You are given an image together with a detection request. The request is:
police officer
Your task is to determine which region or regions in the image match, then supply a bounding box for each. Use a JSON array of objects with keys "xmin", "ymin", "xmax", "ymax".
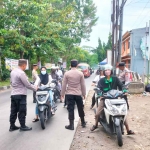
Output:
[
  {"xmin": 32, "ymin": 64, "xmax": 38, "ymax": 103},
  {"xmin": 10, "ymin": 59, "xmax": 37, "ymax": 132},
  {"xmin": 118, "ymin": 62, "xmax": 131, "ymax": 109},
  {"xmin": 61, "ymin": 59, "xmax": 86, "ymax": 130}
]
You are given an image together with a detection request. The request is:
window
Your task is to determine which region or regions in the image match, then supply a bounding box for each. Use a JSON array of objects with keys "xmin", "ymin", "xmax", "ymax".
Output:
[
  {"xmin": 124, "ymin": 42, "xmax": 126, "ymax": 51},
  {"xmin": 128, "ymin": 41, "xmax": 130, "ymax": 49}
]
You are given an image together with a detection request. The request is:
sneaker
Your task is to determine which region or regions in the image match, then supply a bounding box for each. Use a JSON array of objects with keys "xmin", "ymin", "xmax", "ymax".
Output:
[{"xmin": 20, "ymin": 126, "xmax": 32, "ymax": 131}]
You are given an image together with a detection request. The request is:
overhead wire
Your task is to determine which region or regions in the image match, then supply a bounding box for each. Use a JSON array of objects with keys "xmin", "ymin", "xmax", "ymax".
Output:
[
  {"xmin": 135, "ymin": 9, "xmax": 150, "ymax": 28},
  {"xmin": 130, "ymin": 0, "xmax": 150, "ymax": 28},
  {"xmin": 125, "ymin": 0, "xmax": 148, "ymax": 6}
]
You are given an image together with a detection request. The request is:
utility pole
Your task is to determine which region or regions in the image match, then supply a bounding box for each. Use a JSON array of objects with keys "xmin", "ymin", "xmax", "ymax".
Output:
[
  {"xmin": 111, "ymin": 0, "xmax": 115, "ymax": 68},
  {"xmin": 115, "ymin": 0, "xmax": 119, "ymax": 66},
  {"xmin": 118, "ymin": 0, "xmax": 127, "ymax": 63}
]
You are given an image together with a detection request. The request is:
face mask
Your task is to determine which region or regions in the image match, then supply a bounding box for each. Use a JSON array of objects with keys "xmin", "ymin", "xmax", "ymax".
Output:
[
  {"xmin": 105, "ymin": 70, "xmax": 111, "ymax": 76},
  {"xmin": 41, "ymin": 70, "xmax": 46, "ymax": 75}
]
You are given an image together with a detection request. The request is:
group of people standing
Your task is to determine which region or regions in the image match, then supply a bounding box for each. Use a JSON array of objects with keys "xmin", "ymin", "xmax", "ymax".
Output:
[
  {"xmin": 9, "ymin": 58, "xmax": 134, "ymax": 136},
  {"xmin": 9, "ymin": 59, "xmax": 63, "ymax": 131}
]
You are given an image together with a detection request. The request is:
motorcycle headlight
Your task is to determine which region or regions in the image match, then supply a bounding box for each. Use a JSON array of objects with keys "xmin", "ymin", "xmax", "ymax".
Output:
[
  {"xmin": 36, "ymin": 95, "xmax": 47, "ymax": 102},
  {"xmin": 111, "ymin": 106, "xmax": 119, "ymax": 114},
  {"xmin": 105, "ymin": 99, "xmax": 119, "ymax": 114},
  {"xmin": 121, "ymin": 104, "xmax": 127, "ymax": 113}
]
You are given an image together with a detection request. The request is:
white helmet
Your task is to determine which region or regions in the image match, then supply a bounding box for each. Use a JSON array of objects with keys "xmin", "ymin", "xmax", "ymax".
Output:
[
  {"xmin": 51, "ymin": 66, "xmax": 57, "ymax": 69},
  {"xmin": 103, "ymin": 64, "xmax": 113, "ymax": 70}
]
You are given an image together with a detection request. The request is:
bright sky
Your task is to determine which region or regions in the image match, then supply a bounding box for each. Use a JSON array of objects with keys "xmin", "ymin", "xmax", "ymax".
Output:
[{"xmin": 81, "ymin": 0, "xmax": 150, "ymax": 48}]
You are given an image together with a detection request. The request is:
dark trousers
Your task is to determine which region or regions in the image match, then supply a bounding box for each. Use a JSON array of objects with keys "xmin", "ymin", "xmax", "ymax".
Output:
[
  {"xmin": 10, "ymin": 95, "xmax": 27, "ymax": 127},
  {"xmin": 91, "ymin": 93, "xmax": 96, "ymax": 107},
  {"xmin": 33, "ymin": 91, "xmax": 36, "ymax": 103},
  {"xmin": 64, "ymin": 95, "xmax": 68, "ymax": 106},
  {"xmin": 66, "ymin": 95, "xmax": 85, "ymax": 120}
]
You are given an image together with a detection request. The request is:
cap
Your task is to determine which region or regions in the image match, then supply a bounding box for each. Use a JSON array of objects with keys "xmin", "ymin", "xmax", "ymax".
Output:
[
  {"xmin": 118, "ymin": 62, "xmax": 125, "ymax": 67},
  {"xmin": 33, "ymin": 64, "xmax": 37, "ymax": 66},
  {"xmin": 71, "ymin": 59, "xmax": 78, "ymax": 67},
  {"xmin": 51, "ymin": 66, "xmax": 57, "ymax": 69}
]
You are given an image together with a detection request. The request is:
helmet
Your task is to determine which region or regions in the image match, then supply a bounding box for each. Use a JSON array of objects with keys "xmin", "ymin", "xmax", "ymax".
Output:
[
  {"xmin": 103, "ymin": 64, "xmax": 113, "ymax": 71},
  {"xmin": 51, "ymin": 66, "xmax": 57, "ymax": 69}
]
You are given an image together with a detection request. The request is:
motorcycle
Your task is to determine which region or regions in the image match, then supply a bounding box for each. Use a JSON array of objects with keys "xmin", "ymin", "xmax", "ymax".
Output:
[
  {"xmin": 51, "ymin": 79, "xmax": 61, "ymax": 103},
  {"xmin": 94, "ymin": 89, "xmax": 128, "ymax": 147},
  {"xmin": 36, "ymin": 84, "xmax": 57, "ymax": 129}
]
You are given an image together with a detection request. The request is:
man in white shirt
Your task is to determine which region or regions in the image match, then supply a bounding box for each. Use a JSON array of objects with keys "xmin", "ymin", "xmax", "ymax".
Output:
[
  {"xmin": 90, "ymin": 68, "xmax": 105, "ymax": 109},
  {"xmin": 57, "ymin": 67, "xmax": 63, "ymax": 77}
]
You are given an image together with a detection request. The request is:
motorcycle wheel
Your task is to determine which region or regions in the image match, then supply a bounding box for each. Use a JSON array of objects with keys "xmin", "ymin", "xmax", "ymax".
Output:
[
  {"xmin": 116, "ymin": 125, "xmax": 123, "ymax": 147},
  {"xmin": 39, "ymin": 111, "xmax": 46, "ymax": 129}
]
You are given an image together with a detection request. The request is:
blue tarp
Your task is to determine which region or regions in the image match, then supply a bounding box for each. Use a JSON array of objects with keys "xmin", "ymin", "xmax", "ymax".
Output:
[{"xmin": 99, "ymin": 58, "xmax": 107, "ymax": 65}]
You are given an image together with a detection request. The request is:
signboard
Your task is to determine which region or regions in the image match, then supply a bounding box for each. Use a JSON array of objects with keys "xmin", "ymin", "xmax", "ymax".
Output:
[
  {"xmin": 45, "ymin": 63, "xmax": 52, "ymax": 69},
  {"xmin": 5, "ymin": 58, "xmax": 29, "ymax": 70},
  {"xmin": 63, "ymin": 62, "xmax": 67, "ymax": 68}
]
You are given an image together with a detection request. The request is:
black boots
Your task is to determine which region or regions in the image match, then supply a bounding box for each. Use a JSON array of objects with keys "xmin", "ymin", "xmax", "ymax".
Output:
[
  {"xmin": 20, "ymin": 125, "xmax": 32, "ymax": 131},
  {"xmin": 81, "ymin": 118, "xmax": 86, "ymax": 128},
  {"xmin": 9, "ymin": 124, "xmax": 20, "ymax": 132},
  {"xmin": 65, "ymin": 120, "xmax": 74, "ymax": 130}
]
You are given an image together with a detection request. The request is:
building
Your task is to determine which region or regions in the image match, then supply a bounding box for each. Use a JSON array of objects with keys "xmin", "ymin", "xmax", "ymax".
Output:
[{"xmin": 121, "ymin": 27, "xmax": 150, "ymax": 75}]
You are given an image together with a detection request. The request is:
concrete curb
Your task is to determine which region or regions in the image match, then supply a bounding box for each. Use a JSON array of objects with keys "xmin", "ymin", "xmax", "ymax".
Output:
[{"xmin": 0, "ymin": 85, "xmax": 11, "ymax": 91}]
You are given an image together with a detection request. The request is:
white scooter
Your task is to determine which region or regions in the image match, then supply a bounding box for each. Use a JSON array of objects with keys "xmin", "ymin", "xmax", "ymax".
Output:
[{"xmin": 94, "ymin": 89, "xmax": 128, "ymax": 147}]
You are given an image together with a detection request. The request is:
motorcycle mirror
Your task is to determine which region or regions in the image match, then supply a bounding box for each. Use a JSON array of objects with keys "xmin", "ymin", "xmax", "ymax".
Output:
[{"xmin": 94, "ymin": 87, "xmax": 100, "ymax": 91}]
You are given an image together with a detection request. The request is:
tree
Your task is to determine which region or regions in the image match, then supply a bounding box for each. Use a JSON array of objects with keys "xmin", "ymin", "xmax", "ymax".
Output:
[{"xmin": 0, "ymin": 0, "xmax": 98, "ymax": 80}]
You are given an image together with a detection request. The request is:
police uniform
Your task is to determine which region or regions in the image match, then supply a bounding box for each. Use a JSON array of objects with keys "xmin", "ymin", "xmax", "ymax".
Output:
[
  {"xmin": 10, "ymin": 67, "xmax": 36, "ymax": 131},
  {"xmin": 61, "ymin": 60, "xmax": 86, "ymax": 130}
]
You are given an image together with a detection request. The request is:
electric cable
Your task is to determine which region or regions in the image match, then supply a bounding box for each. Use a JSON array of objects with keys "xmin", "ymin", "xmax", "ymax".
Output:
[{"xmin": 131, "ymin": 0, "xmax": 150, "ymax": 28}]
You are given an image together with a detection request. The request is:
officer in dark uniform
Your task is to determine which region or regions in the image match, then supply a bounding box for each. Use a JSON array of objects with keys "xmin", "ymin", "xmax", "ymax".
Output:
[{"xmin": 10, "ymin": 59, "xmax": 37, "ymax": 132}]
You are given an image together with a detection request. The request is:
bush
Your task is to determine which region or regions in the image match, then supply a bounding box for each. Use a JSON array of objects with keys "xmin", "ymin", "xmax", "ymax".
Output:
[{"xmin": 1, "ymin": 69, "xmax": 10, "ymax": 81}]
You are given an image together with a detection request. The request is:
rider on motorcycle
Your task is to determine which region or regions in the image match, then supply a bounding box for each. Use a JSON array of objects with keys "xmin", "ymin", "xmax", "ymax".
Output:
[
  {"xmin": 90, "ymin": 64, "xmax": 134, "ymax": 135},
  {"xmin": 51, "ymin": 66, "xmax": 62, "ymax": 102},
  {"xmin": 32, "ymin": 67, "xmax": 54, "ymax": 122},
  {"xmin": 91, "ymin": 67, "xmax": 105, "ymax": 109}
]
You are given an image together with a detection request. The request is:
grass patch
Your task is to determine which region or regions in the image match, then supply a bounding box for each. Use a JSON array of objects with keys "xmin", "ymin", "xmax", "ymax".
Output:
[{"xmin": 0, "ymin": 79, "xmax": 10, "ymax": 87}]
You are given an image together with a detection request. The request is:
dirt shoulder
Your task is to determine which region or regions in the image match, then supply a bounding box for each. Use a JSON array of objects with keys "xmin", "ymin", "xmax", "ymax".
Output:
[{"xmin": 70, "ymin": 89, "xmax": 150, "ymax": 150}]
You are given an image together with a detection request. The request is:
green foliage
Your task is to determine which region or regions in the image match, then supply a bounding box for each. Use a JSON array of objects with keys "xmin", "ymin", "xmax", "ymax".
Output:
[
  {"xmin": 0, "ymin": 0, "xmax": 98, "ymax": 81},
  {"xmin": 95, "ymin": 33, "xmax": 112, "ymax": 62}
]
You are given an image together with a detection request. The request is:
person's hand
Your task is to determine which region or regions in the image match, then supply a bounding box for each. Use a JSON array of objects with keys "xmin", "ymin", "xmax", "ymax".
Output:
[
  {"xmin": 91, "ymin": 83, "xmax": 95, "ymax": 86},
  {"xmin": 35, "ymin": 86, "xmax": 38, "ymax": 91},
  {"xmin": 83, "ymin": 96, "xmax": 86, "ymax": 100},
  {"xmin": 61, "ymin": 95, "xmax": 64, "ymax": 102},
  {"xmin": 124, "ymin": 92, "xmax": 128, "ymax": 95}
]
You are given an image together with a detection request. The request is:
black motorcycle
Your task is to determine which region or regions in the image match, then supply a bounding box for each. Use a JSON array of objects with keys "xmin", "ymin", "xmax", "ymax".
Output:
[{"xmin": 36, "ymin": 85, "xmax": 57, "ymax": 129}]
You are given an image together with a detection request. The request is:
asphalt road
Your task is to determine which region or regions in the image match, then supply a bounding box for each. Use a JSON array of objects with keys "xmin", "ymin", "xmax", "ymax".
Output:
[{"xmin": 0, "ymin": 73, "xmax": 95, "ymax": 150}]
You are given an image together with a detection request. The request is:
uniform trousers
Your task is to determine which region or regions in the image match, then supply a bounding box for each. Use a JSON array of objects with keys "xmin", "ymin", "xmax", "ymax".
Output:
[
  {"xmin": 66, "ymin": 95, "xmax": 85, "ymax": 120},
  {"xmin": 10, "ymin": 95, "xmax": 27, "ymax": 127}
]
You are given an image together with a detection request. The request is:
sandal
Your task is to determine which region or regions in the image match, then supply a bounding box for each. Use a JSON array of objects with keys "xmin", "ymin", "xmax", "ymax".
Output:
[
  {"xmin": 127, "ymin": 130, "xmax": 135, "ymax": 135},
  {"xmin": 32, "ymin": 118, "xmax": 39, "ymax": 122},
  {"xmin": 90, "ymin": 125, "xmax": 98, "ymax": 131}
]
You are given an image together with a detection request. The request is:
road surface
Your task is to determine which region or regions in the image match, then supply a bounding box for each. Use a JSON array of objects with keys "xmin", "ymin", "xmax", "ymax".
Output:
[{"xmin": 0, "ymin": 73, "xmax": 95, "ymax": 150}]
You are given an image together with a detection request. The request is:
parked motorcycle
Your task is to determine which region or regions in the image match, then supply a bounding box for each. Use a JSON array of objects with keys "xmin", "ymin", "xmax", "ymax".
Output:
[
  {"xmin": 36, "ymin": 85, "xmax": 57, "ymax": 129},
  {"xmin": 94, "ymin": 89, "xmax": 128, "ymax": 147}
]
